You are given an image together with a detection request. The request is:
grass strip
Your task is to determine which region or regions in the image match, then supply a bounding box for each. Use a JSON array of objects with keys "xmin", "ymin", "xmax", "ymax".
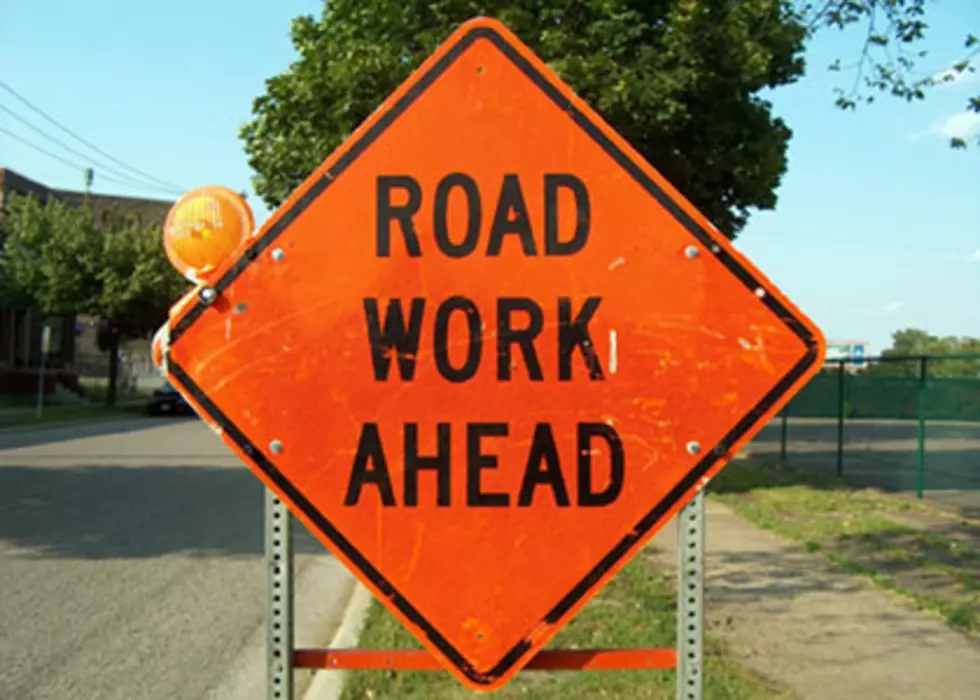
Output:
[
  {"xmin": 0, "ymin": 403, "xmax": 145, "ymax": 429},
  {"xmin": 711, "ymin": 461, "xmax": 980, "ymax": 635},
  {"xmin": 339, "ymin": 549, "xmax": 793, "ymax": 699}
]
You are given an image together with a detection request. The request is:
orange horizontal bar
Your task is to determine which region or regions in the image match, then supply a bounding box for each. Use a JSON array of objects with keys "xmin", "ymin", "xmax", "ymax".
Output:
[{"xmin": 293, "ymin": 648, "xmax": 677, "ymax": 671}]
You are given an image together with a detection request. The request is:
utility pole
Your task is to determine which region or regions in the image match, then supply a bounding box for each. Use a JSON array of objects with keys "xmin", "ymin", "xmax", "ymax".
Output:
[
  {"xmin": 84, "ymin": 167, "xmax": 94, "ymax": 206},
  {"xmin": 36, "ymin": 325, "xmax": 51, "ymax": 418}
]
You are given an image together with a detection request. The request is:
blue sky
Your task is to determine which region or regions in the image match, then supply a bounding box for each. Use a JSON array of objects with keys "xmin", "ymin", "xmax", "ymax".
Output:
[{"xmin": 1, "ymin": 1, "xmax": 977, "ymax": 354}]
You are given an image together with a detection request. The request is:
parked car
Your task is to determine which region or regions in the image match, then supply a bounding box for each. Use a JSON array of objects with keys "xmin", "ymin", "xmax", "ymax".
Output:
[{"xmin": 147, "ymin": 381, "xmax": 194, "ymax": 416}]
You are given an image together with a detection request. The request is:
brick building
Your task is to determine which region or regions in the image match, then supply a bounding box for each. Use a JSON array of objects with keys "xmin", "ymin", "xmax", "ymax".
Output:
[{"xmin": 0, "ymin": 167, "xmax": 174, "ymax": 395}]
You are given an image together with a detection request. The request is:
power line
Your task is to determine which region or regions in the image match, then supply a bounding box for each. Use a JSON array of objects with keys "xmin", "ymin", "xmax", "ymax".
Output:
[
  {"xmin": 0, "ymin": 125, "xmax": 175, "ymax": 194},
  {"xmin": 0, "ymin": 103, "xmax": 180, "ymax": 195},
  {"xmin": 0, "ymin": 79, "xmax": 186, "ymax": 193}
]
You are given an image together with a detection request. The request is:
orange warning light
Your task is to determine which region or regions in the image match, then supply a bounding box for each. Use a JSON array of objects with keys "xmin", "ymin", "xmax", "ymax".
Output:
[
  {"xmin": 163, "ymin": 185, "xmax": 254, "ymax": 282},
  {"xmin": 150, "ymin": 323, "xmax": 167, "ymax": 373}
]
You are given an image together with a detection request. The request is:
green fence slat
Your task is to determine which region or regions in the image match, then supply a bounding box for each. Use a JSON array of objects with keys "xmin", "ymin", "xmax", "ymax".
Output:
[{"xmin": 783, "ymin": 371, "xmax": 980, "ymax": 422}]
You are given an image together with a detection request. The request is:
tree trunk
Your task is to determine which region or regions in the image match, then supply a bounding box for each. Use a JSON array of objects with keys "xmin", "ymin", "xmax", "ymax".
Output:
[{"xmin": 106, "ymin": 321, "xmax": 120, "ymax": 407}]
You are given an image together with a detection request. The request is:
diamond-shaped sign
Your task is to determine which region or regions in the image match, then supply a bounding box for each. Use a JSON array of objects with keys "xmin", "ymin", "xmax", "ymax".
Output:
[{"xmin": 164, "ymin": 17, "xmax": 824, "ymax": 691}]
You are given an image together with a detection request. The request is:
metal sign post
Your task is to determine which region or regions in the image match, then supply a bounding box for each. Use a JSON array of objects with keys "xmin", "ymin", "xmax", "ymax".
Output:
[
  {"xmin": 676, "ymin": 492, "xmax": 705, "ymax": 700},
  {"xmin": 266, "ymin": 489, "xmax": 293, "ymax": 700},
  {"xmin": 268, "ymin": 489, "xmax": 706, "ymax": 699}
]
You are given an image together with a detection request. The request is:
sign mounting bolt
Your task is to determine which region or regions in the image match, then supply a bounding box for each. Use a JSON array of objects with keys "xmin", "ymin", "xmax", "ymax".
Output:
[
  {"xmin": 270, "ymin": 439, "xmax": 284, "ymax": 455},
  {"xmin": 686, "ymin": 441, "xmax": 702, "ymax": 455},
  {"xmin": 271, "ymin": 248, "xmax": 285, "ymax": 261},
  {"xmin": 199, "ymin": 286, "xmax": 218, "ymax": 305},
  {"xmin": 684, "ymin": 245, "xmax": 699, "ymax": 259}
]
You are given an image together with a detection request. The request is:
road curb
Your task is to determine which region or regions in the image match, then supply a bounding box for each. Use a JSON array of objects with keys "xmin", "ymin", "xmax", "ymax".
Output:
[
  {"xmin": 203, "ymin": 558, "xmax": 360, "ymax": 700},
  {"xmin": 301, "ymin": 582, "xmax": 374, "ymax": 700}
]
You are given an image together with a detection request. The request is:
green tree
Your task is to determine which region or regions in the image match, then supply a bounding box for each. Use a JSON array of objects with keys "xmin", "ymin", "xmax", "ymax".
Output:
[
  {"xmin": 241, "ymin": 0, "xmax": 810, "ymax": 238},
  {"xmin": 0, "ymin": 213, "xmax": 38, "ymax": 312},
  {"xmin": 240, "ymin": 2, "xmax": 976, "ymax": 240},
  {"xmin": 0, "ymin": 194, "xmax": 188, "ymax": 405},
  {"xmin": 871, "ymin": 328, "xmax": 980, "ymax": 377}
]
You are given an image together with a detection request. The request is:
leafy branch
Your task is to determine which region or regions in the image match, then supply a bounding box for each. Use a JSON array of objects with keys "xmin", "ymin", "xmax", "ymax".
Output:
[{"xmin": 798, "ymin": 1, "xmax": 979, "ymax": 147}]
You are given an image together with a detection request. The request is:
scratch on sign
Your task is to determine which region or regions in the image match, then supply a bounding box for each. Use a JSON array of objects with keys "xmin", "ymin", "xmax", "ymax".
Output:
[{"xmin": 609, "ymin": 329, "xmax": 618, "ymax": 374}]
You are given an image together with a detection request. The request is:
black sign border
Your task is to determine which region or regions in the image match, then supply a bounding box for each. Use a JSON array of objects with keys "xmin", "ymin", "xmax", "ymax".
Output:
[{"xmin": 168, "ymin": 24, "xmax": 820, "ymax": 687}]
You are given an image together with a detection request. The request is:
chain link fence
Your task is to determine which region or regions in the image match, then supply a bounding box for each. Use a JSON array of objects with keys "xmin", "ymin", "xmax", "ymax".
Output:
[{"xmin": 751, "ymin": 353, "xmax": 980, "ymax": 513}]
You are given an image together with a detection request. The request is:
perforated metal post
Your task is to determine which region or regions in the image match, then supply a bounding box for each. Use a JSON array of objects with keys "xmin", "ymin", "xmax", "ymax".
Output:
[
  {"xmin": 266, "ymin": 489, "xmax": 293, "ymax": 700},
  {"xmin": 676, "ymin": 491, "xmax": 704, "ymax": 700},
  {"xmin": 916, "ymin": 356, "xmax": 928, "ymax": 499},
  {"xmin": 779, "ymin": 406, "xmax": 789, "ymax": 462},
  {"xmin": 836, "ymin": 360, "xmax": 846, "ymax": 477}
]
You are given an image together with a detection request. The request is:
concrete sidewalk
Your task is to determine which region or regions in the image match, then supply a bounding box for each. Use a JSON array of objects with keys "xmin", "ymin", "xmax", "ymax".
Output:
[{"xmin": 652, "ymin": 499, "xmax": 980, "ymax": 700}]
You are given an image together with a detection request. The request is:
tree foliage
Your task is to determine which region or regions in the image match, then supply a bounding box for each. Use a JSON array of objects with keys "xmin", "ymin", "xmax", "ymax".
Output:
[
  {"xmin": 241, "ymin": 1, "xmax": 974, "ymax": 239},
  {"xmin": 870, "ymin": 328, "xmax": 980, "ymax": 377},
  {"xmin": 0, "ymin": 194, "xmax": 187, "ymax": 403},
  {"xmin": 241, "ymin": 0, "xmax": 810, "ymax": 238},
  {"xmin": 802, "ymin": 1, "xmax": 979, "ymax": 148}
]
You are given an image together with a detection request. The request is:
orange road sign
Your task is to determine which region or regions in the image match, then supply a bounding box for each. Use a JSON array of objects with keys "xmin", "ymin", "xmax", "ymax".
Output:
[{"xmin": 163, "ymin": 16, "xmax": 825, "ymax": 692}]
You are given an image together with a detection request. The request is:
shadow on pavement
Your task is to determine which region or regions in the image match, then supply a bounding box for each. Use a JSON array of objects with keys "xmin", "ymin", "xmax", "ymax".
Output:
[
  {"xmin": 705, "ymin": 548, "xmax": 967, "ymax": 648},
  {"xmin": 0, "ymin": 464, "xmax": 328, "ymax": 559}
]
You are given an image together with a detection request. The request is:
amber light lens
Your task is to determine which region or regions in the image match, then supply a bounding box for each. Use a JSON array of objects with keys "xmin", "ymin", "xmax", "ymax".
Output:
[
  {"xmin": 163, "ymin": 185, "xmax": 254, "ymax": 282},
  {"xmin": 150, "ymin": 323, "xmax": 167, "ymax": 371}
]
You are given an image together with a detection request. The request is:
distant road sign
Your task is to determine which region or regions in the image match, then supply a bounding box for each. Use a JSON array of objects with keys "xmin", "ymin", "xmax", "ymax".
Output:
[
  {"xmin": 826, "ymin": 340, "xmax": 870, "ymax": 369},
  {"xmin": 163, "ymin": 17, "xmax": 825, "ymax": 691}
]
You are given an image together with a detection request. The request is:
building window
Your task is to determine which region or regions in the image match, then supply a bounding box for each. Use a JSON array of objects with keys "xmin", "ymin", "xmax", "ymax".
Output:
[{"xmin": 44, "ymin": 317, "xmax": 64, "ymax": 355}]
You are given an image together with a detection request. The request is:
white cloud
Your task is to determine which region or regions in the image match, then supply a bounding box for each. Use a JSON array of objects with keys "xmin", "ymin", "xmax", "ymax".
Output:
[
  {"xmin": 882, "ymin": 301, "xmax": 905, "ymax": 313},
  {"xmin": 931, "ymin": 111, "xmax": 980, "ymax": 141},
  {"xmin": 931, "ymin": 65, "xmax": 977, "ymax": 88},
  {"xmin": 969, "ymin": 249, "xmax": 980, "ymax": 263}
]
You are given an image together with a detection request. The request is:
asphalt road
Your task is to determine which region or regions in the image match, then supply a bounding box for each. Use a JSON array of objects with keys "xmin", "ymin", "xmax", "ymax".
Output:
[{"xmin": 0, "ymin": 417, "xmax": 355, "ymax": 700}]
